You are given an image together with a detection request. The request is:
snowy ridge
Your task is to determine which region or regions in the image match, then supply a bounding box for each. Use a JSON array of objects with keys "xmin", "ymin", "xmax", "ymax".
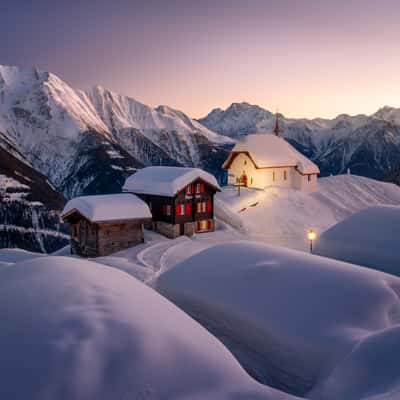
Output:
[
  {"xmin": 0, "ymin": 64, "xmax": 232, "ymax": 198},
  {"xmin": 199, "ymin": 102, "xmax": 400, "ymax": 181}
]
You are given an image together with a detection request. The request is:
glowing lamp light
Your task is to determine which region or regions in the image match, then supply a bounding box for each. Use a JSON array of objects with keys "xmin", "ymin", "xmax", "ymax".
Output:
[
  {"xmin": 307, "ymin": 230, "xmax": 316, "ymax": 241},
  {"xmin": 307, "ymin": 229, "xmax": 316, "ymax": 253}
]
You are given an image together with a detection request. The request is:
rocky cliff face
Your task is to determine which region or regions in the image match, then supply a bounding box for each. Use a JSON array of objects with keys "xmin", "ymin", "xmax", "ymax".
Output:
[{"xmin": 0, "ymin": 137, "xmax": 68, "ymax": 253}]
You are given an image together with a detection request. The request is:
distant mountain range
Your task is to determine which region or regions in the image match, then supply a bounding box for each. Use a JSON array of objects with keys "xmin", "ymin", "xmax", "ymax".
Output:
[
  {"xmin": 1, "ymin": 64, "xmax": 400, "ymax": 252},
  {"xmin": 0, "ymin": 65, "xmax": 232, "ymax": 199},
  {"xmin": 0, "ymin": 65, "xmax": 233, "ymax": 251},
  {"xmin": 199, "ymin": 102, "xmax": 400, "ymax": 182}
]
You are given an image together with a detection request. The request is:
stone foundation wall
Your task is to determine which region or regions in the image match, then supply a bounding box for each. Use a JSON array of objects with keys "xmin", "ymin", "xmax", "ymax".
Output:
[
  {"xmin": 155, "ymin": 221, "xmax": 196, "ymax": 238},
  {"xmin": 184, "ymin": 222, "xmax": 195, "ymax": 236},
  {"xmin": 155, "ymin": 221, "xmax": 181, "ymax": 238}
]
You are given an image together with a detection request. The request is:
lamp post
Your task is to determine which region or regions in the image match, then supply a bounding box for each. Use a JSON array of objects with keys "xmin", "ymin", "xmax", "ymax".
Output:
[{"xmin": 307, "ymin": 229, "xmax": 316, "ymax": 253}]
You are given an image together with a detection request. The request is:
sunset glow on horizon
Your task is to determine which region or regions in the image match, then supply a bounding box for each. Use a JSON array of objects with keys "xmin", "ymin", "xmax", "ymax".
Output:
[{"xmin": 1, "ymin": 0, "xmax": 400, "ymax": 119}]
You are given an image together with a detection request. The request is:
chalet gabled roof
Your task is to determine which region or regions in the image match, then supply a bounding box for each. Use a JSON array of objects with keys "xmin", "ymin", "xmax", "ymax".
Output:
[
  {"xmin": 123, "ymin": 166, "xmax": 221, "ymax": 197},
  {"xmin": 62, "ymin": 193, "xmax": 152, "ymax": 223},
  {"xmin": 222, "ymin": 133, "xmax": 320, "ymax": 174}
]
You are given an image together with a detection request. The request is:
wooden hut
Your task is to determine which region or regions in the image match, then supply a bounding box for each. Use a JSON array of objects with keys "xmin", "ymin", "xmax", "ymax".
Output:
[
  {"xmin": 62, "ymin": 193, "xmax": 152, "ymax": 257},
  {"xmin": 123, "ymin": 166, "xmax": 221, "ymax": 238}
]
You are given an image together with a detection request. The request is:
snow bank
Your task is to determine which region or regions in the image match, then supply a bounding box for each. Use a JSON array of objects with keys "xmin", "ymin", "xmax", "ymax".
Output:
[
  {"xmin": 0, "ymin": 255, "xmax": 290, "ymax": 400},
  {"xmin": 123, "ymin": 166, "xmax": 221, "ymax": 196},
  {"xmin": 157, "ymin": 241, "xmax": 400, "ymax": 398},
  {"xmin": 311, "ymin": 325, "xmax": 400, "ymax": 400},
  {"xmin": 62, "ymin": 193, "xmax": 151, "ymax": 222},
  {"xmin": 315, "ymin": 205, "xmax": 400, "ymax": 276},
  {"xmin": 0, "ymin": 248, "xmax": 46, "ymax": 263}
]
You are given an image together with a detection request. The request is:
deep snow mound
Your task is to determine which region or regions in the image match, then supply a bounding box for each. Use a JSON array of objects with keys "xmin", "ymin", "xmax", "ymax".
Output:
[
  {"xmin": 0, "ymin": 255, "xmax": 291, "ymax": 400},
  {"xmin": 315, "ymin": 205, "xmax": 400, "ymax": 276},
  {"xmin": 157, "ymin": 240, "xmax": 400, "ymax": 398}
]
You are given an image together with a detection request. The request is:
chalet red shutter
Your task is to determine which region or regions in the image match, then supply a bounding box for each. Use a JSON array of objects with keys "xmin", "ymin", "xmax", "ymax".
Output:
[
  {"xmin": 163, "ymin": 205, "xmax": 167, "ymax": 215},
  {"xmin": 201, "ymin": 183, "xmax": 205, "ymax": 193},
  {"xmin": 185, "ymin": 203, "xmax": 191, "ymax": 216},
  {"xmin": 207, "ymin": 220, "xmax": 212, "ymax": 230},
  {"xmin": 192, "ymin": 184, "xmax": 195, "ymax": 194},
  {"xmin": 175, "ymin": 205, "xmax": 180, "ymax": 215},
  {"xmin": 206, "ymin": 201, "xmax": 212, "ymax": 213}
]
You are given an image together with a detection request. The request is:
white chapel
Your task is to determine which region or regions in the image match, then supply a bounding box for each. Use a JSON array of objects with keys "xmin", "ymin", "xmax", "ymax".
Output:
[{"xmin": 222, "ymin": 116, "xmax": 320, "ymax": 193}]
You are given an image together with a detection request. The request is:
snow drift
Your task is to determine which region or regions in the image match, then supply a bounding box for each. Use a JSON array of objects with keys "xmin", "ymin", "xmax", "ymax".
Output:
[
  {"xmin": 315, "ymin": 205, "xmax": 400, "ymax": 276},
  {"xmin": 0, "ymin": 256, "xmax": 291, "ymax": 400},
  {"xmin": 157, "ymin": 240, "xmax": 400, "ymax": 398}
]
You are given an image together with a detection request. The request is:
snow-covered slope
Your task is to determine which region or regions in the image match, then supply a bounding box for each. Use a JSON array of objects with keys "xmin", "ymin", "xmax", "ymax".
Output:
[
  {"xmin": 0, "ymin": 138, "xmax": 68, "ymax": 252},
  {"xmin": 158, "ymin": 240, "xmax": 400, "ymax": 399},
  {"xmin": 0, "ymin": 64, "xmax": 232, "ymax": 198},
  {"xmin": 315, "ymin": 205, "xmax": 400, "ymax": 276},
  {"xmin": 0, "ymin": 255, "xmax": 293, "ymax": 400},
  {"xmin": 199, "ymin": 102, "xmax": 400, "ymax": 181},
  {"xmin": 216, "ymin": 174, "xmax": 400, "ymax": 250}
]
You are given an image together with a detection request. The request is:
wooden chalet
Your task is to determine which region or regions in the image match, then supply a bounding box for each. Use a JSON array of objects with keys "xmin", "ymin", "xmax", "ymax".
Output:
[
  {"xmin": 123, "ymin": 166, "xmax": 221, "ymax": 238},
  {"xmin": 62, "ymin": 193, "xmax": 152, "ymax": 257}
]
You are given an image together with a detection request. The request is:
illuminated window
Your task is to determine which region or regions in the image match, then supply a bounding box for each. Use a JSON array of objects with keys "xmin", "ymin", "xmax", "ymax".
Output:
[
  {"xmin": 197, "ymin": 220, "xmax": 208, "ymax": 231},
  {"xmin": 196, "ymin": 202, "xmax": 207, "ymax": 213}
]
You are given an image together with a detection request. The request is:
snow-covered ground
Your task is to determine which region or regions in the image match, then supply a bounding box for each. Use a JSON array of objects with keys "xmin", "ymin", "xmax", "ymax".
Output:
[
  {"xmin": 1, "ymin": 174, "xmax": 400, "ymax": 399},
  {"xmin": 216, "ymin": 174, "xmax": 400, "ymax": 250},
  {"xmin": 0, "ymin": 256, "xmax": 292, "ymax": 400},
  {"xmin": 315, "ymin": 205, "xmax": 400, "ymax": 276},
  {"xmin": 157, "ymin": 240, "xmax": 400, "ymax": 399}
]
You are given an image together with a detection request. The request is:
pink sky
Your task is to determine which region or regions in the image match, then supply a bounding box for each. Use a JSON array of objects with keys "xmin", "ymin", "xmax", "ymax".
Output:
[{"xmin": 2, "ymin": 0, "xmax": 399, "ymax": 118}]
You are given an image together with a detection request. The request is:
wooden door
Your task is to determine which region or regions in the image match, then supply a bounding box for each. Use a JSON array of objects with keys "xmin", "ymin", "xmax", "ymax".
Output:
[{"xmin": 241, "ymin": 173, "xmax": 247, "ymax": 187}]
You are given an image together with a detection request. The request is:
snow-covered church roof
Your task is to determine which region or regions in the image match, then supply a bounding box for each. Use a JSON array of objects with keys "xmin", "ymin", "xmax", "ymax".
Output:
[
  {"xmin": 123, "ymin": 166, "xmax": 221, "ymax": 196},
  {"xmin": 222, "ymin": 133, "xmax": 320, "ymax": 174},
  {"xmin": 62, "ymin": 193, "xmax": 152, "ymax": 222}
]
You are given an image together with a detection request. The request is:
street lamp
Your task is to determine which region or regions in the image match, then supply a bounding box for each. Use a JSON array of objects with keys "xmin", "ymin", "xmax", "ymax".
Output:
[{"xmin": 307, "ymin": 229, "xmax": 316, "ymax": 253}]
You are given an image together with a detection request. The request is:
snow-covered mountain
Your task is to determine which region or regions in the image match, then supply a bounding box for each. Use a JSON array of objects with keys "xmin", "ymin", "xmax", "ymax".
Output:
[
  {"xmin": 0, "ymin": 133, "xmax": 68, "ymax": 252},
  {"xmin": 198, "ymin": 102, "xmax": 400, "ymax": 181},
  {"xmin": 0, "ymin": 65, "xmax": 232, "ymax": 199}
]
